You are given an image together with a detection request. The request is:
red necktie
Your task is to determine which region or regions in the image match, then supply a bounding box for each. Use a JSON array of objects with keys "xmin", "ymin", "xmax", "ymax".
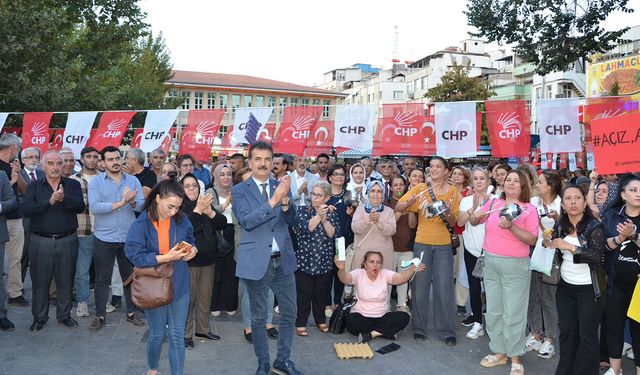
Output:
[{"xmin": 29, "ymin": 172, "xmax": 36, "ymax": 182}]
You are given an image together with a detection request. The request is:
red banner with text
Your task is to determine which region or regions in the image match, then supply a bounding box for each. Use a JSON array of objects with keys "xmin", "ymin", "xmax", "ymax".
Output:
[
  {"xmin": 273, "ymin": 106, "xmax": 323, "ymax": 156},
  {"xmin": 87, "ymin": 111, "xmax": 135, "ymax": 150},
  {"xmin": 180, "ymin": 109, "xmax": 226, "ymax": 161},
  {"xmin": 583, "ymin": 97, "xmax": 638, "ymax": 142},
  {"xmin": 591, "ymin": 112, "xmax": 640, "ymax": 174},
  {"xmin": 486, "ymin": 100, "xmax": 531, "ymax": 157},
  {"xmin": 22, "ymin": 112, "xmax": 53, "ymax": 154}
]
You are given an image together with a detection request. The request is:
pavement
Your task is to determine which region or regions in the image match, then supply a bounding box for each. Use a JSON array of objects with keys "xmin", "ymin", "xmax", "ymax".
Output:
[{"xmin": 1, "ymin": 280, "xmax": 637, "ymax": 375}]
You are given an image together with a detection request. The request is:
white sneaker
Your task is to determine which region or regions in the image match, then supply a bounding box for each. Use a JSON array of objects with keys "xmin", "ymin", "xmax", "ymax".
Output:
[
  {"xmin": 525, "ymin": 333, "xmax": 542, "ymax": 352},
  {"xmin": 537, "ymin": 338, "xmax": 556, "ymax": 359},
  {"xmin": 465, "ymin": 322, "xmax": 484, "ymax": 339},
  {"xmin": 76, "ymin": 302, "xmax": 90, "ymax": 317},
  {"xmin": 603, "ymin": 368, "xmax": 623, "ymax": 375},
  {"xmin": 210, "ymin": 311, "xmax": 220, "ymax": 317},
  {"xmin": 623, "ymin": 342, "xmax": 634, "ymax": 359},
  {"xmin": 226, "ymin": 310, "xmax": 236, "ymax": 316},
  {"xmin": 273, "ymin": 306, "xmax": 280, "ymax": 314},
  {"xmin": 105, "ymin": 303, "xmax": 116, "ymax": 313},
  {"xmin": 396, "ymin": 305, "xmax": 410, "ymax": 314}
]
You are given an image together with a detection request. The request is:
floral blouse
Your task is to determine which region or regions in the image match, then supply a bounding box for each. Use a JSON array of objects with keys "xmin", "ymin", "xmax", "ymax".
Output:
[{"xmin": 292, "ymin": 206, "xmax": 340, "ymax": 275}]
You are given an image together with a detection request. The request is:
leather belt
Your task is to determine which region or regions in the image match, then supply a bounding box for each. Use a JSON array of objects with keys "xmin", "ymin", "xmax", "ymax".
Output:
[
  {"xmin": 32, "ymin": 230, "xmax": 76, "ymax": 240},
  {"xmin": 270, "ymin": 252, "xmax": 281, "ymax": 259}
]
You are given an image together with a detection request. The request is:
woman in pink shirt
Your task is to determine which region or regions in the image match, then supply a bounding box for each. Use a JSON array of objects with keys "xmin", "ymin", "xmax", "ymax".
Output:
[
  {"xmin": 335, "ymin": 251, "xmax": 425, "ymax": 344},
  {"xmin": 469, "ymin": 170, "xmax": 539, "ymax": 375}
]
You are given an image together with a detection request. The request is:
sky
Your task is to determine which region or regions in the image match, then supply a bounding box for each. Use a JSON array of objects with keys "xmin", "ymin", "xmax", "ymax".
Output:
[{"xmin": 140, "ymin": 0, "xmax": 640, "ymax": 88}]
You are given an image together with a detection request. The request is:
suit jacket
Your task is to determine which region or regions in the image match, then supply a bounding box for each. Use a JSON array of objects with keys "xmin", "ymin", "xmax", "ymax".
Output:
[
  {"xmin": 287, "ymin": 170, "xmax": 319, "ymax": 207},
  {"xmin": 0, "ymin": 171, "xmax": 17, "ymax": 242},
  {"xmin": 232, "ymin": 177, "xmax": 297, "ymax": 280},
  {"xmin": 21, "ymin": 168, "xmax": 45, "ymax": 185}
]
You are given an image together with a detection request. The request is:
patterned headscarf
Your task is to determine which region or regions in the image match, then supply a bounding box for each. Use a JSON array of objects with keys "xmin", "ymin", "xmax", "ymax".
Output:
[
  {"xmin": 213, "ymin": 163, "xmax": 233, "ymax": 198},
  {"xmin": 364, "ymin": 180, "xmax": 385, "ymax": 213},
  {"xmin": 347, "ymin": 163, "xmax": 367, "ymax": 202}
]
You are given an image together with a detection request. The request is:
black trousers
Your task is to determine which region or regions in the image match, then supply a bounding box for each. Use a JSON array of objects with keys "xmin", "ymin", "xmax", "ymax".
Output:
[
  {"xmin": 211, "ymin": 224, "xmax": 238, "ymax": 312},
  {"xmin": 327, "ymin": 264, "xmax": 345, "ymax": 306},
  {"xmin": 554, "ymin": 280, "xmax": 604, "ymax": 375},
  {"xmin": 29, "ymin": 233, "xmax": 78, "ymax": 322},
  {"xmin": 20, "ymin": 217, "xmax": 31, "ymax": 282},
  {"xmin": 346, "ymin": 311, "xmax": 410, "ymax": 338},
  {"xmin": 295, "ymin": 270, "xmax": 332, "ymax": 327},
  {"xmin": 605, "ymin": 285, "xmax": 640, "ymax": 367},
  {"xmin": 93, "ymin": 237, "xmax": 134, "ymax": 317},
  {"xmin": 463, "ymin": 248, "xmax": 483, "ymax": 324}
]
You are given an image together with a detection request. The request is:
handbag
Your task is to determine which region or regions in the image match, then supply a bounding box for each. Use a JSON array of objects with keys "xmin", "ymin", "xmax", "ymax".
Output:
[
  {"xmin": 541, "ymin": 251, "xmax": 561, "ymax": 285},
  {"xmin": 345, "ymin": 225, "xmax": 375, "ymax": 272},
  {"xmin": 212, "ymin": 227, "xmax": 233, "ymax": 258},
  {"xmin": 328, "ymin": 298, "xmax": 358, "ymax": 334},
  {"xmin": 470, "ymin": 199, "xmax": 496, "ymax": 279},
  {"xmin": 426, "ymin": 182, "xmax": 460, "ymax": 249},
  {"xmin": 124, "ymin": 262, "xmax": 174, "ymax": 310}
]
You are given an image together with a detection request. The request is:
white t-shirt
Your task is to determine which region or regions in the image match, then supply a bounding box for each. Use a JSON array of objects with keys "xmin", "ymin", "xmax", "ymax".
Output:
[
  {"xmin": 531, "ymin": 195, "xmax": 562, "ymax": 255},
  {"xmin": 218, "ymin": 195, "xmax": 232, "ymax": 223},
  {"xmin": 560, "ymin": 235, "xmax": 592, "ymax": 285},
  {"xmin": 460, "ymin": 195, "xmax": 497, "ymax": 257}
]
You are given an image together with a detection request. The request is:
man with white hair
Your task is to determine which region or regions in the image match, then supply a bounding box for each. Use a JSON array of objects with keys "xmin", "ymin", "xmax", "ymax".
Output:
[
  {"xmin": 124, "ymin": 148, "xmax": 156, "ymax": 199},
  {"xmin": 59, "ymin": 147, "xmax": 77, "ymax": 178},
  {"xmin": 20, "ymin": 147, "xmax": 44, "ymax": 282},
  {"xmin": 148, "ymin": 148, "xmax": 166, "ymax": 181}
]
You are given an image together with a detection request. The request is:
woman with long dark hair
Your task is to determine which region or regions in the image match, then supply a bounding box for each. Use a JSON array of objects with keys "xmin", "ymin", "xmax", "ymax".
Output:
[
  {"xmin": 125, "ymin": 179, "xmax": 197, "ymax": 375},
  {"xmin": 543, "ymin": 185, "xmax": 606, "ymax": 375}
]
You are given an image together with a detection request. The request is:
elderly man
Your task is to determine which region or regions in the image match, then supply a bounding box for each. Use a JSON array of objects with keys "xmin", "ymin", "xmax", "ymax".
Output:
[
  {"xmin": 401, "ymin": 157, "xmax": 418, "ymax": 178},
  {"xmin": 0, "ymin": 134, "xmax": 29, "ymax": 307},
  {"xmin": 124, "ymin": 148, "xmax": 156, "ymax": 199},
  {"xmin": 0, "ymin": 170, "xmax": 18, "ymax": 331},
  {"xmin": 272, "ymin": 154, "xmax": 289, "ymax": 181},
  {"xmin": 378, "ymin": 158, "xmax": 396, "ymax": 201},
  {"xmin": 148, "ymin": 148, "xmax": 166, "ymax": 181},
  {"xmin": 20, "ymin": 147, "xmax": 45, "ymax": 282},
  {"xmin": 287, "ymin": 155, "xmax": 318, "ymax": 208},
  {"xmin": 60, "ymin": 148, "xmax": 77, "ymax": 178},
  {"xmin": 23, "ymin": 150, "xmax": 85, "ymax": 331}
]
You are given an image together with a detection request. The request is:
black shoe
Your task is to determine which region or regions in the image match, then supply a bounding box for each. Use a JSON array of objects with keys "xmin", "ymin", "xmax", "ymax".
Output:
[
  {"xmin": 456, "ymin": 305, "xmax": 467, "ymax": 316},
  {"xmin": 461, "ymin": 315, "xmax": 476, "ymax": 327},
  {"xmin": 7, "ymin": 295, "xmax": 30, "ymax": 307},
  {"xmin": 267, "ymin": 326, "xmax": 279, "ymax": 339},
  {"xmin": 30, "ymin": 320, "xmax": 46, "ymax": 332},
  {"xmin": 111, "ymin": 295, "xmax": 122, "ymax": 308},
  {"xmin": 255, "ymin": 361, "xmax": 270, "ymax": 375},
  {"xmin": 185, "ymin": 337, "xmax": 194, "ymax": 349},
  {"xmin": 357, "ymin": 332, "xmax": 372, "ymax": 343},
  {"xmin": 272, "ymin": 359, "xmax": 303, "ymax": 375},
  {"xmin": 0, "ymin": 317, "xmax": 15, "ymax": 331},
  {"xmin": 413, "ymin": 333, "xmax": 426, "ymax": 341},
  {"xmin": 89, "ymin": 317, "xmax": 105, "ymax": 332},
  {"xmin": 59, "ymin": 317, "xmax": 78, "ymax": 328},
  {"xmin": 195, "ymin": 332, "xmax": 221, "ymax": 341},
  {"xmin": 126, "ymin": 313, "xmax": 145, "ymax": 327},
  {"xmin": 445, "ymin": 336, "xmax": 457, "ymax": 346},
  {"xmin": 244, "ymin": 330, "xmax": 253, "ymax": 342}
]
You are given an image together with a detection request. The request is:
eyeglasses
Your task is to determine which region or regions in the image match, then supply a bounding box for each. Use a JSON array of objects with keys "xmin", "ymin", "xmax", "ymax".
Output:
[
  {"xmin": 332, "ymin": 173, "xmax": 346, "ymax": 177},
  {"xmin": 311, "ymin": 192, "xmax": 324, "ymax": 198},
  {"xmin": 181, "ymin": 164, "xmax": 194, "ymax": 168},
  {"xmin": 184, "ymin": 184, "xmax": 199, "ymax": 190}
]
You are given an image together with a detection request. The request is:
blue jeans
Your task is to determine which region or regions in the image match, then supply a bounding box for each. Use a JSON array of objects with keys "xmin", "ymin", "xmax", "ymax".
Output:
[
  {"xmin": 242, "ymin": 279, "xmax": 274, "ymax": 327},
  {"xmin": 244, "ymin": 257, "xmax": 297, "ymax": 364},
  {"xmin": 146, "ymin": 293, "xmax": 190, "ymax": 375},
  {"xmin": 74, "ymin": 237, "xmax": 93, "ymax": 303}
]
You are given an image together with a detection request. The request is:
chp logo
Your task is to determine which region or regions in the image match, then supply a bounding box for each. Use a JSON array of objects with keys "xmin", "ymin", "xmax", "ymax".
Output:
[
  {"xmin": 103, "ymin": 119, "xmax": 128, "ymax": 138},
  {"xmin": 193, "ymin": 121, "xmax": 218, "ymax": 145},
  {"xmin": 544, "ymin": 114, "xmax": 573, "ymax": 136},
  {"xmin": 497, "ymin": 112, "xmax": 522, "ymax": 142},
  {"xmin": 380, "ymin": 112, "xmax": 419, "ymax": 141},
  {"xmin": 287, "ymin": 116, "xmax": 316, "ymax": 140},
  {"xmin": 30, "ymin": 122, "xmax": 48, "ymax": 145}
]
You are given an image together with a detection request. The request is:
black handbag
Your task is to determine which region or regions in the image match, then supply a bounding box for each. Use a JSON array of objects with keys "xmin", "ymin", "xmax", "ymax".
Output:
[{"xmin": 328, "ymin": 298, "xmax": 357, "ymax": 334}]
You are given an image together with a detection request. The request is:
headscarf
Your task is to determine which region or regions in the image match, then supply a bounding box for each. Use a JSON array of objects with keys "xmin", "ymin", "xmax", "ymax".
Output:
[
  {"xmin": 213, "ymin": 163, "xmax": 233, "ymax": 198},
  {"xmin": 180, "ymin": 173, "xmax": 199, "ymax": 213},
  {"xmin": 600, "ymin": 181, "xmax": 618, "ymax": 212},
  {"xmin": 346, "ymin": 163, "xmax": 366, "ymax": 202},
  {"xmin": 364, "ymin": 180, "xmax": 385, "ymax": 213}
]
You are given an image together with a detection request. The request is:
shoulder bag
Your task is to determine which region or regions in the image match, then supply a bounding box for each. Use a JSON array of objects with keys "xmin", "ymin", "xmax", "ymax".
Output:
[
  {"xmin": 124, "ymin": 262, "xmax": 174, "ymax": 310},
  {"xmin": 328, "ymin": 298, "xmax": 358, "ymax": 334},
  {"xmin": 205, "ymin": 187, "xmax": 234, "ymax": 258},
  {"xmin": 426, "ymin": 182, "xmax": 460, "ymax": 249},
  {"xmin": 471, "ymin": 198, "xmax": 496, "ymax": 279},
  {"xmin": 345, "ymin": 225, "xmax": 375, "ymax": 273}
]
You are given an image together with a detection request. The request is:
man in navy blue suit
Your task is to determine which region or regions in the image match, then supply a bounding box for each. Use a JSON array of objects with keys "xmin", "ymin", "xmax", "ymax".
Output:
[{"xmin": 232, "ymin": 141, "xmax": 302, "ymax": 375}]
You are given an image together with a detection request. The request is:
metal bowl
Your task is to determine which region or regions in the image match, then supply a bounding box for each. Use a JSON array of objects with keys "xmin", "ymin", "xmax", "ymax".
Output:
[
  {"xmin": 499, "ymin": 203, "xmax": 526, "ymax": 222},
  {"xmin": 426, "ymin": 200, "xmax": 449, "ymax": 218}
]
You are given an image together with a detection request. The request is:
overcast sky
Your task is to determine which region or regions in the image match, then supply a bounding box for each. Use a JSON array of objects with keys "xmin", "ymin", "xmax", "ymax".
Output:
[{"xmin": 140, "ymin": 0, "xmax": 640, "ymax": 87}]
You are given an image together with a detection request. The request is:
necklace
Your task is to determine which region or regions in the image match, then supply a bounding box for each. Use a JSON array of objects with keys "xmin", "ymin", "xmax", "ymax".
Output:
[{"xmin": 332, "ymin": 189, "xmax": 344, "ymax": 198}]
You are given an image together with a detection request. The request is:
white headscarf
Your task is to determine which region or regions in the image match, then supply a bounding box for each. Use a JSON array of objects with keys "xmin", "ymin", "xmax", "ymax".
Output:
[{"xmin": 346, "ymin": 163, "xmax": 366, "ymax": 203}]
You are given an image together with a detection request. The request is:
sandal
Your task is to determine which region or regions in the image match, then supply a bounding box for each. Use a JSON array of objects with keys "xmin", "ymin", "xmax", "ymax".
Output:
[
  {"xmin": 510, "ymin": 363, "xmax": 524, "ymax": 375},
  {"xmin": 296, "ymin": 328, "xmax": 308, "ymax": 336},
  {"xmin": 480, "ymin": 354, "xmax": 508, "ymax": 368},
  {"xmin": 317, "ymin": 324, "xmax": 329, "ymax": 332}
]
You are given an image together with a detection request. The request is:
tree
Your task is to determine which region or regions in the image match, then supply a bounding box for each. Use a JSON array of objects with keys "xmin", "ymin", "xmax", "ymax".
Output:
[
  {"xmin": 425, "ymin": 63, "xmax": 496, "ymax": 102},
  {"xmin": 466, "ymin": 0, "xmax": 634, "ymax": 75}
]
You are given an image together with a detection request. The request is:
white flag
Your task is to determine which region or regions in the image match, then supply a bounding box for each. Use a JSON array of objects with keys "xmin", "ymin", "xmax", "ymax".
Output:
[
  {"xmin": 568, "ymin": 153, "xmax": 577, "ymax": 172},
  {"xmin": 552, "ymin": 153, "xmax": 558, "ymax": 170},
  {"xmin": 140, "ymin": 110, "xmax": 180, "ymax": 153},
  {"xmin": 63, "ymin": 112, "xmax": 98, "ymax": 158},
  {"xmin": 333, "ymin": 105, "xmax": 377, "ymax": 150},
  {"xmin": 541, "ymin": 153, "xmax": 548, "ymax": 170},
  {"xmin": 586, "ymin": 152, "xmax": 596, "ymax": 170},
  {"xmin": 232, "ymin": 107, "xmax": 273, "ymax": 146},
  {"xmin": 538, "ymin": 99, "xmax": 581, "ymax": 153},
  {"xmin": 435, "ymin": 102, "xmax": 477, "ymax": 158},
  {"xmin": 0, "ymin": 113, "xmax": 9, "ymax": 134}
]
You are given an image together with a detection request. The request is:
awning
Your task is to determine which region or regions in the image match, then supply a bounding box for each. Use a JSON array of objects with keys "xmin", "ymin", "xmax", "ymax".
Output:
[{"xmin": 337, "ymin": 149, "xmax": 372, "ymax": 158}]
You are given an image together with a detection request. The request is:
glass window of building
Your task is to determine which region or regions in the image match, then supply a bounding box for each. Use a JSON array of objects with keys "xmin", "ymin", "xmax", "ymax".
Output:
[
  {"xmin": 219, "ymin": 94, "xmax": 228, "ymax": 111},
  {"xmin": 290, "ymin": 98, "xmax": 299, "ymax": 106},
  {"xmin": 312, "ymin": 99, "xmax": 320, "ymax": 106},
  {"xmin": 268, "ymin": 96, "xmax": 276, "ymax": 107},
  {"xmin": 207, "ymin": 93, "xmax": 216, "ymax": 109},
  {"xmin": 322, "ymin": 100, "xmax": 330, "ymax": 118},
  {"xmin": 256, "ymin": 96, "xmax": 265, "ymax": 107},
  {"xmin": 393, "ymin": 91, "xmax": 404, "ymax": 100},
  {"xmin": 421, "ymin": 77, "xmax": 427, "ymax": 90},
  {"xmin": 301, "ymin": 98, "xmax": 309, "ymax": 106},
  {"xmin": 232, "ymin": 94, "xmax": 241, "ymax": 112},
  {"xmin": 244, "ymin": 95, "xmax": 253, "ymax": 107},
  {"xmin": 181, "ymin": 91, "xmax": 191, "ymax": 109},
  {"xmin": 194, "ymin": 92, "xmax": 203, "ymax": 109},
  {"xmin": 279, "ymin": 97, "xmax": 287, "ymax": 116}
]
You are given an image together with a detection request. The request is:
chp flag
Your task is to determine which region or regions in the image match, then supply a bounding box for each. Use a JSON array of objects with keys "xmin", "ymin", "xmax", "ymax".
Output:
[
  {"xmin": 305, "ymin": 120, "xmax": 334, "ymax": 156},
  {"xmin": 273, "ymin": 106, "xmax": 322, "ymax": 155},
  {"xmin": 139, "ymin": 110, "xmax": 180, "ymax": 153},
  {"xmin": 434, "ymin": 102, "xmax": 477, "ymax": 158},
  {"xmin": 231, "ymin": 107, "xmax": 273, "ymax": 146},
  {"xmin": 538, "ymin": 99, "xmax": 581, "ymax": 153},
  {"xmin": 131, "ymin": 128, "xmax": 176, "ymax": 153},
  {"xmin": 62, "ymin": 111, "xmax": 98, "ymax": 158},
  {"xmin": 486, "ymin": 100, "xmax": 530, "ymax": 157},
  {"xmin": 22, "ymin": 112, "xmax": 54, "ymax": 154},
  {"xmin": 180, "ymin": 109, "xmax": 226, "ymax": 161},
  {"xmin": 88, "ymin": 111, "xmax": 136, "ymax": 150},
  {"xmin": 333, "ymin": 105, "xmax": 377, "ymax": 151},
  {"xmin": 373, "ymin": 103, "xmax": 433, "ymax": 157}
]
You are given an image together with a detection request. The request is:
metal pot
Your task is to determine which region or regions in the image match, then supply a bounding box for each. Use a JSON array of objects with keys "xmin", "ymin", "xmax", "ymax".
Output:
[
  {"xmin": 425, "ymin": 200, "xmax": 449, "ymax": 218},
  {"xmin": 499, "ymin": 203, "xmax": 527, "ymax": 222}
]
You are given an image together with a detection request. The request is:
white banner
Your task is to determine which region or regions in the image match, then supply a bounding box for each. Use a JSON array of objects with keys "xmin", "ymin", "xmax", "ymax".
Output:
[
  {"xmin": 538, "ymin": 99, "xmax": 581, "ymax": 153},
  {"xmin": 541, "ymin": 153, "xmax": 549, "ymax": 169},
  {"xmin": 435, "ymin": 102, "xmax": 477, "ymax": 158},
  {"xmin": 232, "ymin": 107, "xmax": 273, "ymax": 146},
  {"xmin": 587, "ymin": 152, "xmax": 596, "ymax": 170},
  {"xmin": 568, "ymin": 153, "xmax": 577, "ymax": 172},
  {"xmin": 333, "ymin": 104, "xmax": 377, "ymax": 150},
  {"xmin": 552, "ymin": 153, "xmax": 558, "ymax": 170},
  {"xmin": 139, "ymin": 110, "xmax": 180, "ymax": 152},
  {"xmin": 0, "ymin": 113, "xmax": 9, "ymax": 134},
  {"xmin": 62, "ymin": 111, "xmax": 98, "ymax": 158}
]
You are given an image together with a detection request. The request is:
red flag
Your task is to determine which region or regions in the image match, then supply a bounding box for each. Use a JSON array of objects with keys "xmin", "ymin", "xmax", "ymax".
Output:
[
  {"xmin": 180, "ymin": 109, "xmax": 226, "ymax": 161},
  {"xmin": 130, "ymin": 129, "xmax": 144, "ymax": 148},
  {"xmin": 219, "ymin": 125, "xmax": 240, "ymax": 157},
  {"xmin": 584, "ymin": 97, "xmax": 638, "ymax": 142},
  {"xmin": 305, "ymin": 120, "xmax": 334, "ymax": 156},
  {"xmin": 373, "ymin": 103, "xmax": 428, "ymax": 157},
  {"xmin": 273, "ymin": 106, "xmax": 322, "ymax": 156},
  {"xmin": 486, "ymin": 100, "xmax": 530, "ymax": 157},
  {"xmin": 1, "ymin": 127, "xmax": 22, "ymax": 137},
  {"xmin": 88, "ymin": 111, "xmax": 135, "ymax": 150},
  {"xmin": 576, "ymin": 152, "xmax": 585, "ymax": 168},
  {"xmin": 158, "ymin": 128, "xmax": 175, "ymax": 153},
  {"xmin": 22, "ymin": 112, "xmax": 53, "ymax": 154},
  {"xmin": 258, "ymin": 122, "xmax": 277, "ymax": 143},
  {"xmin": 559, "ymin": 153, "xmax": 568, "ymax": 169},
  {"xmin": 49, "ymin": 129, "xmax": 65, "ymax": 150},
  {"xmin": 591, "ymin": 112, "xmax": 640, "ymax": 174}
]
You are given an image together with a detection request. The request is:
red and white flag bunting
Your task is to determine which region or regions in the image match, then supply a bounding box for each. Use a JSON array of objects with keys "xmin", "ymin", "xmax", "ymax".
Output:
[{"xmin": 22, "ymin": 112, "xmax": 54, "ymax": 154}]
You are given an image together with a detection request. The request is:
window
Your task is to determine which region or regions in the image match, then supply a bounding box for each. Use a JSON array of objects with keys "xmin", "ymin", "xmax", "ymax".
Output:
[
  {"xmin": 312, "ymin": 99, "xmax": 320, "ymax": 106},
  {"xmin": 232, "ymin": 94, "xmax": 240, "ymax": 112},
  {"xmin": 414, "ymin": 79, "xmax": 420, "ymax": 91},
  {"xmin": 323, "ymin": 100, "xmax": 330, "ymax": 118},
  {"xmin": 393, "ymin": 91, "xmax": 404, "ymax": 100},
  {"xmin": 181, "ymin": 91, "xmax": 191, "ymax": 109},
  {"xmin": 301, "ymin": 98, "xmax": 309, "ymax": 106},
  {"xmin": 546, "ymin": 85, "xmax": 553, "ymax": 98},
  {"xmin": 219, "ymin": 94, "xmax": 228, "ymax": 111},
  {"xmin": 244, "ymin": 95, "xmax": 253, "ymax": 107},
  {"xmin": 268, "ymin": 96, "xmax": 276, "ymax": 107},
  {"xmin": 279, "ymin": 97, "xmax": 287, "ymax": 116},
  {"xmin": 421, "ymin": 77, "xmax": 427, "ymax": 90},
  {"xmin": 207, "ymin": 93, "xmax": 216, "ymax": 109},
  {"xmin": 194, "ymin": 92, "xmax": 203, "ymax": 109},
  {"xmin": 256, "ymin": 96, "xmax": 265, "ymax": 107},
  {"xmin": 407, "ymin": 82, "xmax": 414, "ymax": 93},
  {"xmin": 290, "ymin": 98, "xmax": 299, "ymax": 106},
  {"xmin": 562, "ymin": 83, "xmax": 572, "ymax": 98},
  {"xmin": 535, "ymin": 87, "xmax": 542, "ymax": 100}
]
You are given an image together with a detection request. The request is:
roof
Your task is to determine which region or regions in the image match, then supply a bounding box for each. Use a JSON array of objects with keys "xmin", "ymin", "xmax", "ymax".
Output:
[{"xmin": 168, "ymin": 70, "xmax": 346, "ymax": 97}]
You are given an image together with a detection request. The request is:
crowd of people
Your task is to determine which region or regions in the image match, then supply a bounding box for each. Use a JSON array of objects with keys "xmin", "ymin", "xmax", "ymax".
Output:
[{"xmin": 1, "ymin": 132, "xmax": 639, "ymax": 375}]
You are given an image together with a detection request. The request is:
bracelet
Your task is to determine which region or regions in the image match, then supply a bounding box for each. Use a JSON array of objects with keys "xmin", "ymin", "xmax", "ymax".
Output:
[{"xmin": 612, "ymin": 236, "xmax": 620, "ymax": 246}]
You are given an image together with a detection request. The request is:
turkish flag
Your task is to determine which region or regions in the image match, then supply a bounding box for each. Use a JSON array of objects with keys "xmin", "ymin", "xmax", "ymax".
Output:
[
  {"xmin": 486, "ymin": 100, "xmax": 530, "ymax": 157},
  {"xmin": 87, "ymin": 111, "xmax": 135, "ymax": 151},
  {"xmin": 258, "ymin": 122, "xmax": 277, "ymax": 143},
  {"xmin": 576, "ymin": 152, "xmax": 585, "ymax": 168},
  {"xmin": 1, "ymin": 127, "xmax": 22, "ymax": 137},
  {"xmin": 219, "ymin": 125, "xmax": 239, "ymax": 157},
  {"xmin": 22, "ymin": 112, "xmax": 53, "ymax": 154},
  {"xmin": 373, "ymin": 103, "xmax": 428, "ymax": 157},
  {"xmin": 130, "ymin": 129, "xmax": 143, "ymax": 148},
  {"xmin": 132, "ymin": 128, "xmax": 175, "ymax": 153},
  {"xmin": 273, "ymin": 106, "xmax": 322, "ymax": 156},
  {"xmin": 583, "ymin": 97, "xmax": 637, "ymax": 142},
  {"xmin": 49, "ymin": 129, "xmax": 65, "ymax": 150},
  {"xmin": 180, "ymin": 109, "xmax": 225, "ymax": 161},
  {"xmin": 305, "ymin": 120, "xmax": 334, "ymax": 157},
  {"xmin": 559, "ymin": 153, "xmax": 568, "ymax": 169}
]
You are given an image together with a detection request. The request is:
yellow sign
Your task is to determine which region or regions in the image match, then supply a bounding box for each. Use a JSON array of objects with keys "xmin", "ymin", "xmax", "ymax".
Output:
[{"xmin": 588, "ymin": 55, "xmax": 640, "ymax": 97}]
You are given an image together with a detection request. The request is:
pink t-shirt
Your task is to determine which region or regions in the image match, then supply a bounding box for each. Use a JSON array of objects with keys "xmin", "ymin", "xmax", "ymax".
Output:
[
  {"xmin": 480, "ymin": 199, "xmax": 539, "ymax": 258},
  {"xmin": 349, "ymin": 268, "xmax": 394, "ymax": 317}
]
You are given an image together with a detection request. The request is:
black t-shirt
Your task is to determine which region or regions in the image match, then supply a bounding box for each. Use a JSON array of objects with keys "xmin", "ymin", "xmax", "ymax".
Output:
[
  {"xmin": 0, "ymin": 159, "xmax": 22, "ymax": 219},
  {"xmin": 134, "ymin": 167, "xmax": 157, "ymax": 190},
  {"xmin": 615, "ymin": 215, "xmax": 640, "ymax": 289}
]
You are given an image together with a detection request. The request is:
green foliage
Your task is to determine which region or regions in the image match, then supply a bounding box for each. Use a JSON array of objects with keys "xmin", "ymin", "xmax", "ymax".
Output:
[
  {"xmin": 425, "ymin": 63, "xmax": 496, "ymax": 102},
  {"xmin": 466, "ymin": 0, "xmax": 633, "ymax": 75}
]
